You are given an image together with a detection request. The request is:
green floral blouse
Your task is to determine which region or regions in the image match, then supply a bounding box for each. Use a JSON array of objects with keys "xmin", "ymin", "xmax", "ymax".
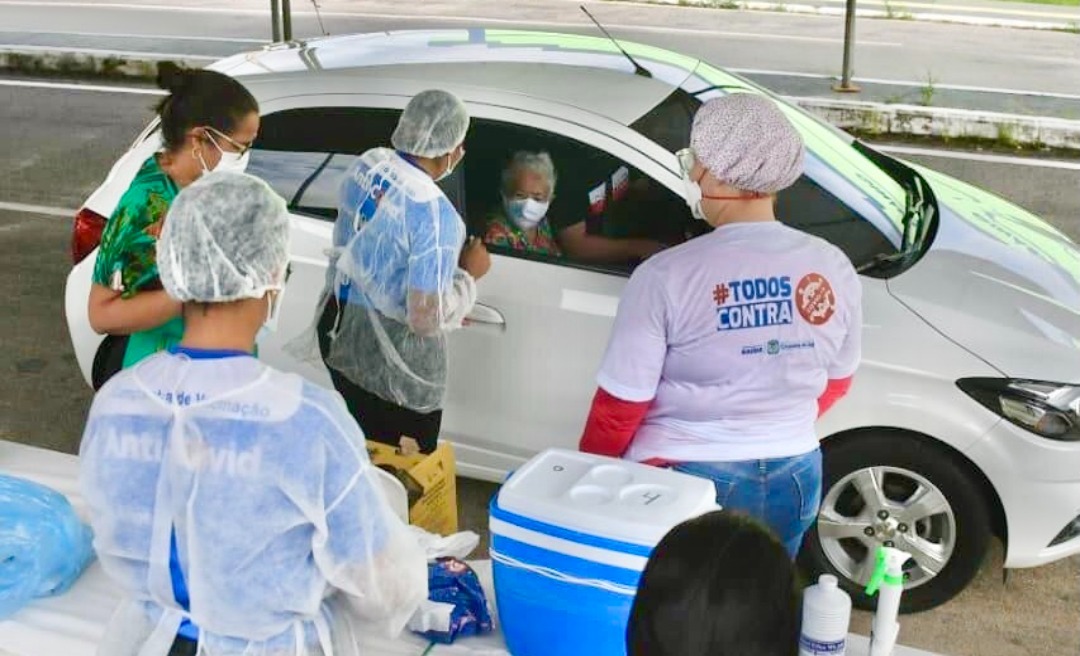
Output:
[{"xmin": 92, "ymin": 156, "xmax": 184, "ymax": 368}]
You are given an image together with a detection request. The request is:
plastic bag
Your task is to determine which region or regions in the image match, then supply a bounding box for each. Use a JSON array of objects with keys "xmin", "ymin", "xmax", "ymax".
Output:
[
  {"xmin": 0, "ymin": 474, "xmax": 95, "ymax": 619},
  {"xmin": 409, "ymin": 558, "xmax": 493, "ymax": 644},
  {"xmin": 408, "ymin": 526, "xmax": 480, "ymax": 561}
]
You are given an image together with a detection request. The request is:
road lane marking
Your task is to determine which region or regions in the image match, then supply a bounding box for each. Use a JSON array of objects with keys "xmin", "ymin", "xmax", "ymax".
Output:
[
  {"xmin": 0, "ymin": 78, "xmax": 163, "ymax": 94},
  {"xmin": 0, "ymin": 201, "xmax": 76, "ymax": 217}
]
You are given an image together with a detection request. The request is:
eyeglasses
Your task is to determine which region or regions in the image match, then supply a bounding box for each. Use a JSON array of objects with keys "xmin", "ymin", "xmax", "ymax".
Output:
[
  {"xmin": 205, "ymin": 126, "xmax": 254, "ymax": 156},
  {"xmin": 676, "ymin": 148, "xmax": 696, "ymax": 177}
]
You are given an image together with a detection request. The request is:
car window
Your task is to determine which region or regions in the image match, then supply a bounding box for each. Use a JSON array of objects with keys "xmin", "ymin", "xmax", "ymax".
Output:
[
  {"xmin": 628, "ymin": 87, "xmax": 899, "ymax": 266},
  {"xmin": 778, "ymin": 177, "xmax": 895, "ymax": 265},
  {"xmin": 463, "ymin": 118, "xmax": 695, "ymax": 276},
  {"xmin": 247, "ymin": 107, "xmax": 402, "ymax": 221},
  {"xmin": 247, "ymin": 106, "xmax": 471, "ymax": 221}
]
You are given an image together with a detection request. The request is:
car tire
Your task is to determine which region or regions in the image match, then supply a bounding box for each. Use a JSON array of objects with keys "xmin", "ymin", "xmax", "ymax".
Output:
[{"xmin": 799, "ymin": 431, "xmax": 992, "ymax": 613}]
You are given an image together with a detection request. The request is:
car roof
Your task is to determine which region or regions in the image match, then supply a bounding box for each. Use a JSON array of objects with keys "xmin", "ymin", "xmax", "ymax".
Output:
[{"xmin": 212, "ymin": 29, "xmax": 702, "ymax": 126}]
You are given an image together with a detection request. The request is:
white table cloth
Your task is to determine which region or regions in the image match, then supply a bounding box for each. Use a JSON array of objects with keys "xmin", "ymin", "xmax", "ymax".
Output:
[{"xmin": 0, "ymin": 440, "xmax": 938, "ymax": 656}]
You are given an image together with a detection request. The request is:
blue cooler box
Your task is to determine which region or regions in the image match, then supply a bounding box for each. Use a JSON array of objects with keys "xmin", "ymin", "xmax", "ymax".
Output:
[{"xmin": 489, "ymin": 449, "xmax": 718, "ymax": 656}]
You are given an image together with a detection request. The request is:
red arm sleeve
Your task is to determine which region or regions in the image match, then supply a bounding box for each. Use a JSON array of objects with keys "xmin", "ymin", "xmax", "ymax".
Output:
[
  {"xmin": 579, "ymin": 388, "xmax": 652, "ymax": 458},
  {"xmin": 818, "ymin": 376, "xmax": 853, "ymax": 418}
]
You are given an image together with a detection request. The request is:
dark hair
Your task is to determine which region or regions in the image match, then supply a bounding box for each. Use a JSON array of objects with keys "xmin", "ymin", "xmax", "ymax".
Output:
[
  {"xmin": 627, "ymin": 511, "xmax": 802, "ymax": 656},
  {"xmin": 154, "ymin": 62, "xmax": 259, "ymax": 152}
]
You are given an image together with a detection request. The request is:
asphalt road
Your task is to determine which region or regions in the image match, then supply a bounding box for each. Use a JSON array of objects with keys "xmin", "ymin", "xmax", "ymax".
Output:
[
  {"xmin": 1, "ymin": 78, "xmax": 1078, "ymax": 655},
  {"xmin": 2, "ymin": 0, "xmax": 1080, "ymax": 100}
]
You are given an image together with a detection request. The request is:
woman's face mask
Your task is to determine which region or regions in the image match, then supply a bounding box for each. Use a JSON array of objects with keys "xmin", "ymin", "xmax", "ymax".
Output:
[
  {"xmin": 198, "ymin": 127, "xmax": 251, "ymax": 176},
  {"xmin": 504, "ymin": 196, "xmax": 550, "ymax": 231},
  {"xmin": 681, "ymin": 174, "xmax": 706, "ymax": 222}
]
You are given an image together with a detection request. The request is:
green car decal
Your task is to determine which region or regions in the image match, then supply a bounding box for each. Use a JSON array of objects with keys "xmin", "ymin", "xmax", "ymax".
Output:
[{"xmin": 915, "ymin": 166, "xmax": 1080, "ymax": 286}]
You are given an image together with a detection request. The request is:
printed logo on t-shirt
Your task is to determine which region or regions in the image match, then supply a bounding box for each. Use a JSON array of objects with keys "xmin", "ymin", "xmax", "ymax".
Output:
[
  {"xmin": 611, "ymin": 166, "xmax": 630, "ymax": 202},
  {"xmin": 588, "ymin": 182, "xmax": 607, "ymax": 216},
  {"xmin": 741, "ymin": 339, "xmax": 816, "ymax": 356},
  {"xmin": 713, "ymin": 276, "xmax": 794, "ymax": 331},
  {"xmin": 796, "ymin": 273, "xmax": 837, "ymax": 325}
]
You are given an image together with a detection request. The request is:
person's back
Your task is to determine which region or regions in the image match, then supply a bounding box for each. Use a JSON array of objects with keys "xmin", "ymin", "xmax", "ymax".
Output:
[
  {"xmin": 82, "ymin": 353, "xmax": 417, "ymax": 652},
  {"xmin": 79, "ymin": 171, "xmax": 426, "ymax": 656},
  {"xmin": 605, "ymin": 221, "xmax": 861, "ymax": 464},
  {"xmin": 313, "ymin": 90, "xmax": 490, "ymax": 451},
  {"xmin": 331, "ymin": 147, "xmax": 465, "ymax": 323},
  {"xmin": 627, "ymin": 511, "xmax": 801, "ymax": 656}
]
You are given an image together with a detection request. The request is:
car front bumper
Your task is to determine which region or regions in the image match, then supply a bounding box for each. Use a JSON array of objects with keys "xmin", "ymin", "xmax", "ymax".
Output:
[{"xmin": 966, "ymin": 418, "xmax": 1080, "ymax": 568}]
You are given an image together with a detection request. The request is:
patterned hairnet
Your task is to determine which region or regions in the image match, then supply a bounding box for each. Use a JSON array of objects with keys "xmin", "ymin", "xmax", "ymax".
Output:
[
  {"xmin": 689, "ymin": 94, "xmax": 805, "ymax": 194},
  {"xmin": 391, "ymin": 89, "xmax": 470, "ymax": 158},
  {"xmin": 158, "ymin": 171, "xmax": 290, "ymax": 303}
]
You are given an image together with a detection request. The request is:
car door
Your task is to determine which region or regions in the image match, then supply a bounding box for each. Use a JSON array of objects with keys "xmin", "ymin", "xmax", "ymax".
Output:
[{"xmin": 439, "ymin": 107, "xmax": 691, "ymax": 481}]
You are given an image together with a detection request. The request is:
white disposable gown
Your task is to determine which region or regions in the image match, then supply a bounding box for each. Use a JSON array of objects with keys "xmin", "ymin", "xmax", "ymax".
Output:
[
  {"xmin": 319, "ymin": 148, "xmax": 476, "ymax": 414},
  {"xmin": 79, "ymin": 351, "xmax": 428, "ymax": 656}
]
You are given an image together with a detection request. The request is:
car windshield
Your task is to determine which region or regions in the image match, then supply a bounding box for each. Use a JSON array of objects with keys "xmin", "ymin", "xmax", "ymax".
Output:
[{"xmin": 628, "ymin": 67, "xmax": 937, "ymax": 275}]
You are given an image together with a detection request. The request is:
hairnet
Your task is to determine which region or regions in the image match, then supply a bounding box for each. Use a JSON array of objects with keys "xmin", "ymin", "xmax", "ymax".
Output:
[
  {"xmin": 689, "ymin": 94, "xmax": 804, "ymax": 194},
  {"xmin": 158, "ymin": 171, "xmax": 291, "ymax": 303},
  {"xmin": 391, "ymin": 90, "xmax": 470, "ymax": 158}
]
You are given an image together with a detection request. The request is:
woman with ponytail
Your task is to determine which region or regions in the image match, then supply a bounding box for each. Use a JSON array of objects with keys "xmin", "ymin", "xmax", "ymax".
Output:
[{"xmin": 88, "ymin": 62, "xmax": 259, "ymax": 389}]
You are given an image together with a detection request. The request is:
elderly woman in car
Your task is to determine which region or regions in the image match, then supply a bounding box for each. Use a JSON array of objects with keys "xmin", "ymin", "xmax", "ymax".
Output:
[{"xmin": 484, "ymin": 151, "xmax": 562, "ymax": 257}]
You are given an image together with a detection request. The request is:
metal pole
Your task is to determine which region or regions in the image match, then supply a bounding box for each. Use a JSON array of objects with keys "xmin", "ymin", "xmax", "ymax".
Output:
[
  {"xmin": 270, "ymin": 0, "xmax": 281, "ymax": 42},
  {"xmin": 834, "ymin": 0, "xmax": 860, "ymax": 93},
  {"xmin": 282, "ymin": 0, "xmax": 293, "ymax": 41}
]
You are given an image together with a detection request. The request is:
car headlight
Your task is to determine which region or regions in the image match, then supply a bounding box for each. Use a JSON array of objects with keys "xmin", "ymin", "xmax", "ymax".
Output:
[{"xmin": 957, "ymin": 378, "xmax": 1080, "ymax": 441}]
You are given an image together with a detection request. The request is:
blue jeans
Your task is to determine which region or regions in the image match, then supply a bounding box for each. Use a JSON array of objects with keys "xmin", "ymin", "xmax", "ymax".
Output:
[{"xmin": 671, "ymin": 448, "xmax": 823, "ymax": 558}]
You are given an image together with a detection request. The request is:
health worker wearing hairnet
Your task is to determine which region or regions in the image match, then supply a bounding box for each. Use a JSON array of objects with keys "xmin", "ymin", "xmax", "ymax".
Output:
[
  {"xmin": 580, "ymin": 95, "xmax": 863, "ymax": 558},
  {"xmin": 316, "ymin": 89, "xmax": 490, "ymax": 454},
  {"xmin": 79, "ymin": 172, "xmax": 428, "ymax": 656}
]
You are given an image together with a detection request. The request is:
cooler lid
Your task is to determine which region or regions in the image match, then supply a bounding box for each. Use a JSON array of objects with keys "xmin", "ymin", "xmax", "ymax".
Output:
[{"xmin": 496, "ymin": 449, "xmax": 719, "ymax": 547}]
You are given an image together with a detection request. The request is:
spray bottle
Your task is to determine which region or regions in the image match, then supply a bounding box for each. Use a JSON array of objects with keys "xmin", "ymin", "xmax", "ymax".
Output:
[{"xmin": 865, "ymin": 546, "xmax": 912, "ymax": 656}]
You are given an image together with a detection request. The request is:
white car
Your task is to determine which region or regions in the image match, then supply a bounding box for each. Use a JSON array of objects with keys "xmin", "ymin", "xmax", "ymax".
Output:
[{"xmin": 65, "ymin": 29, "xmax": 1080, "ymax": 612}]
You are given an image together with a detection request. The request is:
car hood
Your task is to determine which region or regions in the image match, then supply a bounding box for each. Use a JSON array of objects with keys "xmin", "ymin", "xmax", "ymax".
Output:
[{"xmin": 888, "ymin": 167, "xmax": 1080, "ymax": 384}]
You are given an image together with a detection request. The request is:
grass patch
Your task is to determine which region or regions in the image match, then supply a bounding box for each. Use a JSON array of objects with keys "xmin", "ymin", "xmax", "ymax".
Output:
[
  {"xmin": 996, "ymin": 123, "xmax": 1019, "ymax": 149},
  {"xmin": 919, "ymin": 72, "xmax": 937, "ymax": 107},
  {"xmin": 846, "ymin": 131, "xmax": 1080, "ymax": 157},
  {"xmin": 883, "ymin": 0, "xmax": 914, "ymax": 19}
]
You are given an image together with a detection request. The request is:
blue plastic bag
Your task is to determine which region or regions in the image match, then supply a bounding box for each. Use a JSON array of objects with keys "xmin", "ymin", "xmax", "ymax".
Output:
[
  {"xmin": 413, "ymin": 558, "xmax": 494, "ymax": 645},
  {"xmin": 0, "ymin": 474, "xmax": 95, "ymax": 619}
]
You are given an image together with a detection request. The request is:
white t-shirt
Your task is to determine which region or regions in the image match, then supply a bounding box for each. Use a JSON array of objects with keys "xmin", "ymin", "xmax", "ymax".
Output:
[{"xmin": 597, "ymin": 221, "xmax": 862, "ymax": 463}]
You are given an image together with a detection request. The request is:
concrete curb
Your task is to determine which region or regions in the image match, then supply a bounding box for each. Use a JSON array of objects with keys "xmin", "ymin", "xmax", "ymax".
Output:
[
  {"xmin": 790, "ymin": 97, "xmax": 1080, "ymax": 150},
  {"xmin": 4, "ymin": 47, "xmax": 1079, "ymax": 151},
  {"xmin": 614, "ymin": 0, "xmax": 1080, "ymax": 32},
  {"xmin": 0, "ymin": 47, "xmax": 210, "ymax": 81}
]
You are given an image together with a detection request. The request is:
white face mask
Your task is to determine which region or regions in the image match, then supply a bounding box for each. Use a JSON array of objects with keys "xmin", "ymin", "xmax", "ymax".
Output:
[
  {"xmin": 681, "ymin": 174, "xmax": 706, "ymax": 221},
  {"xmin": 435, "ymin": 150, "xmax": 462, "ymax": 183},
  {"xmin": 199, "ymin": 132, "xmax": 251, "ymax": 176},
  {"xmin": 504, "ymin": 197, "xmax": 550, "ymax": 231}
]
